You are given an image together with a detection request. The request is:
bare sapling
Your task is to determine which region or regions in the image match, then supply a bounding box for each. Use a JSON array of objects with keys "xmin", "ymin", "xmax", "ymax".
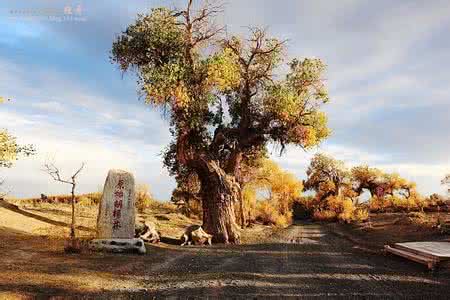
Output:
[{"xmin": 43, "ymin": 161, "xmax": 85, "ymax": 251}]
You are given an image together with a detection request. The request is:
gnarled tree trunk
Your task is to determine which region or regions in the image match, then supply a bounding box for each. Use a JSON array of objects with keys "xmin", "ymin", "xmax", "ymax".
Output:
[{"xmin": 199, "ymin": 161, "xmax": 241, "ymax": 244}]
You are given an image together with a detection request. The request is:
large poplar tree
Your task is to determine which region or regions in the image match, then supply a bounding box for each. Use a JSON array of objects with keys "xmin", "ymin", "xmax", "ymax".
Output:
[{"xmin": 111, "ymin": 0, "xmax": 331, "ymax": 243}]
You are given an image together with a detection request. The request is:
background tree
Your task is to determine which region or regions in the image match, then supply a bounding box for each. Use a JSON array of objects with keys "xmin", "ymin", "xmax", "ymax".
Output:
[
  {"xmin": 111, "ymin": 0, "xmax": 330, "ymax": 243},
  {"xmin": 244, "ymin": 159, "xmax": 303, "ymax": 227},
  {"xmin": 350, "ymin": 165, "xmax": 385, "ymax": 198},
  {"xmin": 304, "ymin": 153, "xmax": 349, "ymax": 203},
  {"xmin": 170, "ymin": 170, "xmax": 202, "ymax": 217},
  {"xmin": 0, "ymin": 130, "xmax": 35, "ymax": 168},
  {"xmin": 442, "ymin": 174, "xmax": 450, "ymax": 195},
  {"xmin": 43, "ymin": 162, "xmax": 85, "ymax": 242},
  {"xmin": 302, "ymin": 154, "xmax": 366, "ymax": 222},
  {"xmin": 136, "ymin": 183, "xmax": 154, "ymax": 213},
  {"xmin": 1, "ymin": 99, "xmax": 35, "ymax": 196},
  {"xmin": 234, "ymin": 151, "xmax": 267, "ymax": 228}
]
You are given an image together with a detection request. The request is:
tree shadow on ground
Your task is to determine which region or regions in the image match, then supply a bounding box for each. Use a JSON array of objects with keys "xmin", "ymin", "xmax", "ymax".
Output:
[
  {"xmin": 160, "ymin": 236, "xmax": 181, "ymax": 245},
  {"xmin": 22, "ymin": 207, "xmax": 72, "ymax": 217},
  {"xmin": 1, "ymin": 219, "xmax": 449, "ymax": 298},
  {"xmin": 0, "ymin": 200, "xmax": 95, "ymax": 233}
]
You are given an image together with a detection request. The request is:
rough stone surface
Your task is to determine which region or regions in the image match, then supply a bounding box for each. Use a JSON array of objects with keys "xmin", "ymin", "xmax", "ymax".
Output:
[
  {"xmin": 180, "ymin": 225, "xmax": 213, "ymax": 246},
  {"xmin": 135, "ymin": 220, "xmax": 160, "ymax": 243},
  {"xmin": 96, "ymin": 169, "xmax": 136, "ymax": 239},
  {"xmin": 89, "ymin": 238, "xmax": 146, "ymax": 254}
]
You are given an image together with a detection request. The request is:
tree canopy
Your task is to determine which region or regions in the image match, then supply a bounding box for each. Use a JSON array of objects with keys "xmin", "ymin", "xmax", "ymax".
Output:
[
  {"xmin": 304, "ymin": 153, "xmax": 349, "ymax": 199},
  {"xmin": 111, "ymin": 0, "xmax": 331, "ymax": 243},
  {"xmin": 0, "ymin": 102, "xmax": 35, "ymax": 168},
  {"xmin": 111, "ymin": 2, "xmax": 330, "ymax": 174}
]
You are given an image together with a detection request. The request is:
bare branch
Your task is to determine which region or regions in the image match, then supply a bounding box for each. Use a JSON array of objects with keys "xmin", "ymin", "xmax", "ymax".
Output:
[
  {"xmin": 72, "ymin": 162, "xmax": 86, "ymax": 181},
  {"xmin": 43, "ymin": 161, "xmax": 85, "ymax": 186}
]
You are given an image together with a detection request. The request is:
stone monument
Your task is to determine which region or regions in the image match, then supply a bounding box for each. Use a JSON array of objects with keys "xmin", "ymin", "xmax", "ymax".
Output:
[{"xmin": 89, "ymin": 169, "xmax": 146, "ymax": 254}]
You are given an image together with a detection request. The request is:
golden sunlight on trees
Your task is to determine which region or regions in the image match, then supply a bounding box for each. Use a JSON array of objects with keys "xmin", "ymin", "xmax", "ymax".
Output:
[
  {"xmin": 301, "ymin": 153, "xmax": 427, "ymax": 223},
  {"xmin": 1, "ymin": 100, "xmax": 35, "ymax": 196},
  {"xmin": 303, "ymin": 154, "xmax": 365, "ymax": 223},
  {"xmin": 0, "ymin": 130, "xmax": 18, "ymax": 168},
  {"xmin": 242, "ymin": 159, "xmax": 302, "ymax": 227},
  {"xmin": 111, "ymin": 0, "xmax": 331, "ymax": 243},
  {"xmin": 136, "ymin": 183, "xmax": 154, "ymax": 213}
]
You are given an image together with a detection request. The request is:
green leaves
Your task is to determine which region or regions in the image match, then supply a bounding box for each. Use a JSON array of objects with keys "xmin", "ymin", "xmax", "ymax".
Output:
[
  {"xmin": 112, "ymin": 7, "xmax": 191, "ymax": 109},
  {"xmin": 111, "ymin": 8, "xmax": 185, "ymax": 71},
  {"xmin": 304, "ymin": 153, "xmax": 348, "ymax": 194},
  {"xmin": 262, "ymin": 58, "xmax": 331, "ymax": 149},
  {"xmin": 207, "ymin": 48, "xmax": 241, "ymax": 92},
  {"xmin": 112, "ymin": 1, "xmax": 333, "ymax": 179}
]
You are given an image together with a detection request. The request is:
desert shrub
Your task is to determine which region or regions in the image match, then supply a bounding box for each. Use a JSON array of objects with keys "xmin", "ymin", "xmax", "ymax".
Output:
[
  {"xmin": 170, "ymin": 171, "xmax": 202, "ymax": 218},
  {"xmin": 407, "ymin": 211, "xmax": 430, "ymax": 226},
  {"xmin": 135, "ymin": 184, "xmax": 153, "ymax": 213},
  {"xmin": 255, "ymin": 201, "xmax": 277, "ymax": 224},
  {"xmin": 242, "ymin": 187, "xmax": 257, "ymax": 223},
  {"xmin": 245, "ymin": 159, "xmax": 302, "ymax": 227},
  {"xmin": 369, "ymin": 193, "xmax": 428, "ymax": 213},
  {"xmin": 310, "ymin": 195, "xmax": 368, "ymax": 223},
  {"xmin": 337, "ymin": 198, "xmax": 356, "ymax": 223},
  {"xmin": 78, "ymin": 196, "xmax": 94, "ymax": 206},
  {"xmin": 273, "ymin": 212, "xmax": 292, "ymax": 228},
  {"xmin": 255, "ymin": 200, "xmax": 292, "ymax": 228},
  {"xmin": 369, "ymin": 196, "xmax": 392, "ymax": 212},
  {"xmin": 85, "ymin": 192, "xmax": 102, "ymax": 205},
  {"xmin": 353, "ymin": 208, "xmax": 369, "ymax": 222},
  {"xmin": 427, "ymin": 193, "xmax": 446, "ymax": 207},
  {"xmin": 313, "ymin": 210, "xmax": 337, "ymax": 222},
  {"xmin": 21, "ymin": 192, "xmax": 102, "ymax": 206}
]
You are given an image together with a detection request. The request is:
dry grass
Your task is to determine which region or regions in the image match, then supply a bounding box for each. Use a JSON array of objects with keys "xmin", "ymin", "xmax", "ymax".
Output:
[
  {"xmin": 12, "ymin": 192, "xmax": 103, "ymax": 206},
  {"xmin": 3, "ymin": 194, "xmax": 184, "ymax": 242}
]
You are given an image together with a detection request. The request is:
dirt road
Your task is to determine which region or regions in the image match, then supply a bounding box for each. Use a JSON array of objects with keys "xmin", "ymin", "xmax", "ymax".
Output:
[{"xmin": 1, "ymin": 222, "xmax": 449, "ymax": 299}]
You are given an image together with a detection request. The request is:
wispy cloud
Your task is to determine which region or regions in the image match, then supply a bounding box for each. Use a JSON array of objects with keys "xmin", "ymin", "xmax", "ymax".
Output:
[{"xmin": 31, "ymin": 100, "xmax": 65, "ymax": 113}]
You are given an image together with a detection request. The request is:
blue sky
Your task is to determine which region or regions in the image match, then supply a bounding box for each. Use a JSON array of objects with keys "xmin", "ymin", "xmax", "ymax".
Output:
[{"xmin": 0, "ymin": 0, "xmax": 449, "ymax": 199}]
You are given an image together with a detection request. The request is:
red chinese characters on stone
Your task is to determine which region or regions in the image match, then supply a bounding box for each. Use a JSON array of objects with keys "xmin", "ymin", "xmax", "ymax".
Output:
[
  {"xmin": 114, "ymin": 190, "xmax": 124, "ymax": 199},
  {"xmin": 112, "ymin": 220, "xmax": 121, "ymax": 230},
  {"xmin": 113, "ymin": 209, "xmax": 121, "ymax": 219},
  {"xmin": 114, "ymin": 199, "xmax": 123, "ymax": 209},
  {"xmin": 116, "ymin": 179, "xmax": 125, "ymax": 190},
  {"xmin": 112, "ymin": 177, "xmax": 125, "ymax": 231}
]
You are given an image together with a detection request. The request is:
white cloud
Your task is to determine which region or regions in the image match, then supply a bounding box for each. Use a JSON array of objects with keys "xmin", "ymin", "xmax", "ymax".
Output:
[
  {"xmin": 31, "ymin": 100, "xmax": 65, "ymax": 113},
  {"xmin": 117, "ymin": 118, "xmax": 143, "ymax": 127},
  {"xmin": 0, "ymin": 109, "xmax": 174, "ymax": 199},
  {"xmin": 0, "ymin": 58, "xmax": 173, "ymax": 199}
]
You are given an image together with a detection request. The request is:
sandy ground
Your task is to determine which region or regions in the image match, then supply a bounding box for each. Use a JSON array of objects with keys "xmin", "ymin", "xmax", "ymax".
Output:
[
  {"xmin": 327, "ymin": 213, "xmax": 450, "ymax": 252},
  {"xmin": 1, "ymin": 200, "xmax": 449, "ymax": 299}
]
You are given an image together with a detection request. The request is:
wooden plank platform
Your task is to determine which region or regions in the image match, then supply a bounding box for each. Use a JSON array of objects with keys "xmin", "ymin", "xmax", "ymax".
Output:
[
  {"xmin": 385, "ymin": 245, "xmax": 438, "ymax": 270},
  {"xmin": 394, "ymin": 242, "xmax": 450, "ymax": 258},
  {"xmin": 385, "ymin": 241, "xmax": 450, "ymax": 270}
]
